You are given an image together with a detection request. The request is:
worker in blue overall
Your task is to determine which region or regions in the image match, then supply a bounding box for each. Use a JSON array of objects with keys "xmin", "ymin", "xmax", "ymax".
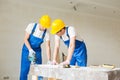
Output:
[
  {"xmin": 50, "ymin": 19, "xmax": 87, "ymax": 67},
  {"xmin": 20, "ymin": 15, "xmax": 51, "ymax": 80}
]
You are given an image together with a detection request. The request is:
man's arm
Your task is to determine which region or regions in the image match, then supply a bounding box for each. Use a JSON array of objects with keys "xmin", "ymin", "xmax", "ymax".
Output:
[
  {"xmin": 46, "ymin": 40, "xmax": 51, "ymax": 61},
  {"xmin": 66, "ymin": 36, "xmax": 75, "ymax": 63},
  {"xmin": 24, "ymin": 32, "xmax": 32, "ymax": 50},
  {"xmin": 53, "ymin": 39, "xmax": 60, "ymax": 64},
  {"xmin": 60, "ymin": 36, "xmax": 76, "ymax": 65}
]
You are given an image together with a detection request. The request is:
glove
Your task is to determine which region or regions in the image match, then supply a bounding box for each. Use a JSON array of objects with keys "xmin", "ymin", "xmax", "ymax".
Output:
[
  {"xmin": 60, "ymin": 60, "xmax": 70, "ymax": 65},
  {"xmin": 47, "ymin": 60, "xmax": 52, "ymax": 65},
  {"xmin": 28, "ymin": 49, "xmax": 36, "ymax": 62}
]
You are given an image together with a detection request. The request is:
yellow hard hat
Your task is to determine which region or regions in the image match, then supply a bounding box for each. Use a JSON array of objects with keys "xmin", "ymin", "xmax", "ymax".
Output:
[
  {"xmin": 39, "ymin": 15, "xmax": 51, "ymax": 28},
  {"xmin": 50, "ymin": 19, "xmax": 65, "ymax": 34}
]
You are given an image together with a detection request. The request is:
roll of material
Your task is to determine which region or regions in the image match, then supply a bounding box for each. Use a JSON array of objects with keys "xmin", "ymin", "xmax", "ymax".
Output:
[
  {"xmin": 102, "ymin": 64, "xmax": 115, "ymax": 69},
  {"xmin": 63, "ymin": 64, "xmax": 71, "ymax": 68},
  {"xmin": 48, "ymin": 78, "xmax": 57, "ymax": 80}
]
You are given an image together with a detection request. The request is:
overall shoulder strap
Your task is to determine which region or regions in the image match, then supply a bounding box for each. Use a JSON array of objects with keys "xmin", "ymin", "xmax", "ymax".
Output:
[
  {"xmin": 31, "ymin": 23, "xmax": 37, "ymax": 34},
  {"xmin": 60, "ymin": 27, "xmax": 70, "ymax": 40},
  {"xmin": 42, "ymin": 29, "xmax": 47, "ymax": 39},
  {"xmin": 66, "ymin": 27, "xmax": 70, "ymax": 38}
]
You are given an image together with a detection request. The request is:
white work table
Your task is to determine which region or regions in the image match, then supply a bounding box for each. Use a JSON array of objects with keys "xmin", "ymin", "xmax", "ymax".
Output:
[{"xmin": 29, "ymin": 64, "xmax": 120, "ymax": 80}]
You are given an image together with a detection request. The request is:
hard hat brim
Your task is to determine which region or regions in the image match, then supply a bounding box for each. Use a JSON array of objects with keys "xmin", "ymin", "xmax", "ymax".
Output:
[
  {"xmin": 50, "ymin": 26, "xmax": 64, "ymax": 34},
  {"xmin": 50, "ymin": 29, "xmax": 58, "ymax": 34}
]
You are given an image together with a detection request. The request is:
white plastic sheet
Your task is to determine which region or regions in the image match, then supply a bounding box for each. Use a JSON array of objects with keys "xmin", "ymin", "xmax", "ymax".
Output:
[{"xmin": 29, "ymin": 64, "xmax": 120, "ymax": 80}]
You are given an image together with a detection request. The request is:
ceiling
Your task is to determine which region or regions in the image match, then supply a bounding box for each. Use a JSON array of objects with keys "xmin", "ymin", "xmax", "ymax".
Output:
[
  {"xmin": 5, "ymin": 0, "xmax": 120, "ymax": 20},
  {"xmin": 31, "ymin": 0, "xmax": 120, "ymax": 20}
]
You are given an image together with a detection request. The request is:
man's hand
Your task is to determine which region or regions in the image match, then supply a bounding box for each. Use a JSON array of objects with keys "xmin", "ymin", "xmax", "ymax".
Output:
[
  {"xmin": 60, "ymin": 60, "xmax": 70, "ymax": 65},
  {"xmin": 51, "ymin": 60, "xmax": 58, "ymax": 65},
  {"xmin": 28, "ymin": 49, "xmax": 36, "ymax": 62}
]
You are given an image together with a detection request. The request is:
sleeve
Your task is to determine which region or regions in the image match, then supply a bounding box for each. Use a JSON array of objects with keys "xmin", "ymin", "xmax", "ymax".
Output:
[
  {"xmin": 68, "ymin": 26, "xmax": 76, "ymax": 38},
  {"xmin": 45, "ymin": 32, "xmax": 50, "ymax": 41},
  {"xmin": 55, "ymin": 35, "xmax": 60, "ymax": 40},
  {"xmin": 25, "ymin": 23, "xmax": 35, "ymax": 34}
]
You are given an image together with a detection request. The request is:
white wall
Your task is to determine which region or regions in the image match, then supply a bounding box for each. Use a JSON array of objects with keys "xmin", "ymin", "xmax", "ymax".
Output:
[{"xmin": 0, "ymin": 0, "xmax": 120, "ymax": 80}]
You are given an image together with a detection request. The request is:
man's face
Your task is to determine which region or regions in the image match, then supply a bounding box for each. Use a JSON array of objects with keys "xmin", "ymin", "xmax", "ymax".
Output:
[
  {"xmin": 40, "ymin": 25, "xmax": 46, "ymax": 31},
  {"xmin": 56, "ymin": 28, "xmax": 65, "ymax": 36}
]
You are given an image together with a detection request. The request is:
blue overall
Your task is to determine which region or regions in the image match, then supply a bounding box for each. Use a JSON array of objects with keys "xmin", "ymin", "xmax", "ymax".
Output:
[
  {"xmin": 20, "ymin": 23, "xmax": 46, "ymax": 80},
  {"xmin": 61, "ymin": 27, "xmax": 87, "ymax": 66}
]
